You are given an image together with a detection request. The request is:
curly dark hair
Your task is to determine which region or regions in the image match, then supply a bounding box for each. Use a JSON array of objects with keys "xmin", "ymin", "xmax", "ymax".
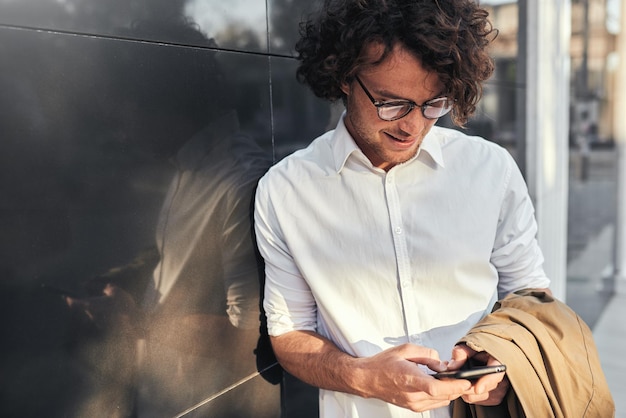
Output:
[{"xmin": 295, "ymin": 0, "xmax": 497, "ymax": 126}]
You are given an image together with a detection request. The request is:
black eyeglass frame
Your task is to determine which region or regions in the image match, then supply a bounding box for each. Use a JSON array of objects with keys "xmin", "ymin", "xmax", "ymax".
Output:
[{"xmin": 354, "ymin": 75, "xmax": 452, "ymax": 121}]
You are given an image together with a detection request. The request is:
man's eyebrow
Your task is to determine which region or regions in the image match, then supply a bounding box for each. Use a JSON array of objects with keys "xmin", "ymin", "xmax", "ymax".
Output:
[{"xmin": 375, "ymin": 87, "xmax": 448, "ymax": 104}]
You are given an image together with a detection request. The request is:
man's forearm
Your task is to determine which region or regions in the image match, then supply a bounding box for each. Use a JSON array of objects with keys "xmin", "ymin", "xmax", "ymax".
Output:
[
  {"xmin": 270, "ymin": 330, "xmax": 370, "ymax": 398},
  {"xmin": 270, "ymin": 330, "xmax": 473, "ymax": 412}
]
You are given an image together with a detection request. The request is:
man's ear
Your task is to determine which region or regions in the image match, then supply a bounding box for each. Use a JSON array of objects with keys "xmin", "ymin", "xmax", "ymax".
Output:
[{"xmin": 340, "ymin": 79, "xmax": 351, "ymax": 96}]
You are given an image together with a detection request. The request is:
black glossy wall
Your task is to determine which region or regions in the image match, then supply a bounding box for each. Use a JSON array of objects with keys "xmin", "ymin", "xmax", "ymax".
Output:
[{"xmin": 0, "ymin": 1, "xmax": 327, "ymax": 417}]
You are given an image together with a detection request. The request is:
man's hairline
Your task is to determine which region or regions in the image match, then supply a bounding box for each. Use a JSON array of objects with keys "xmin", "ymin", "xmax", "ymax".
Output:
[{"xmin": 339, "ymin": 39, "xmax": 445, "ymax": 101}]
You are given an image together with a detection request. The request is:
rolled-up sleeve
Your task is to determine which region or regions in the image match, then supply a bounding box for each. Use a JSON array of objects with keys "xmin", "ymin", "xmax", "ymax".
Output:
[
  {"xmin": 254, "ymin": 175, "xmax": 318, "ymax": 336},
  {"xmin": 491, "ymin": 153, "xmax": 551, "ymax": 297}
]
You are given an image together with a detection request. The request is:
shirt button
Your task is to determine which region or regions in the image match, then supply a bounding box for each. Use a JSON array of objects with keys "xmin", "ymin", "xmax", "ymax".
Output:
[
  {"xmin": 402, "ymin": 281, "xmax": 410, "ymax": 288},
  {"xmin": 395, "ymin": 227, "xmax": 402, "ymax": 234}
]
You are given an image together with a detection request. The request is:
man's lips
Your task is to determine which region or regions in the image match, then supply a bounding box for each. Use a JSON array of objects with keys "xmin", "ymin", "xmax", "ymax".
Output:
[{"xmin": 385, "ymin": 132, "xmax": 416, "ymax": 145}]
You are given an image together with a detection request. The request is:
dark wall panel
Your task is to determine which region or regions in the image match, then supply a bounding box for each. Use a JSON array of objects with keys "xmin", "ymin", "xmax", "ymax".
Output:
[
  {"xmin": 0, "ymin": 0, "xmax": 269, "ymax": 53},
  {"xmin": 269, "ymin": 55, "xmax": 338, "ymax": 160},
  {"xmin": 267, "ymin": 0, "xmax": 323, "ymax": 56},
  {"xmin": 0, "ymin": 19, "xmax": 283, "ymax": 418}
]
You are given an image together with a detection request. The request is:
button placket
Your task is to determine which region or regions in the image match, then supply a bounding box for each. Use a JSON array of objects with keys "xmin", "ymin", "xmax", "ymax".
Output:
[{"xmin": 383, "ymin": 171, "xmax": 419, "ymax": 338}]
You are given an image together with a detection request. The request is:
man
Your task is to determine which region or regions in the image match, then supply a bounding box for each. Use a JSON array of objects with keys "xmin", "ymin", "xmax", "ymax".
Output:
[{"xmin": 254, "ymin": 1, "xmax": 551, "ymax": 417}]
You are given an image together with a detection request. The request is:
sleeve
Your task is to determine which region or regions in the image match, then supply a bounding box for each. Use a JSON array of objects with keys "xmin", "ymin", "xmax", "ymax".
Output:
[
  {"xmin": 254, "ymin": 174, "xmax": 318, "ymax": 337},
  {"xmin": 219, "ymin": 177, "xmax": 263, "ymax": 330},
  {"xmin": 491, "ymin": 152, "xmax": 551, "ymax": 297}
]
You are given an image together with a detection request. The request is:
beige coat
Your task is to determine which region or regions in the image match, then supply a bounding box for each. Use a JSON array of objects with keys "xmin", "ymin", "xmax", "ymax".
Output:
[{"xmin": 452, "ymin": 289, "xmax": 615, "ymax": 418}]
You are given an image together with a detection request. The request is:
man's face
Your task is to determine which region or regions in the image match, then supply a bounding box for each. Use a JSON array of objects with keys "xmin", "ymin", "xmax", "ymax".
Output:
[{"xmin": 341, "ymin": 42, "xmax": 445, "ymax": 171}]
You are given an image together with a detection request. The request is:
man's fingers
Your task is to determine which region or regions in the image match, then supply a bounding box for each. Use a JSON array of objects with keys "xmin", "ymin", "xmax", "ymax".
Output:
[
  {"xmin": 402, "ymin": 344, "xmax": 449, "ymax": 373},
  {"xmin": 448, "ymin": 344, "xmax": 474, "ymax": 369},
  {"xmin": 461, "ymin": 374, "xmax": 509, "ymax": 406}
]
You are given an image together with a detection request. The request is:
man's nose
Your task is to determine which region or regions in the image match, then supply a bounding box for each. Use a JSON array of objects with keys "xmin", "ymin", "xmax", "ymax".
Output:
[{"xmin": 396, "ymin": 109, "xmax": 429, "ymax": 137}]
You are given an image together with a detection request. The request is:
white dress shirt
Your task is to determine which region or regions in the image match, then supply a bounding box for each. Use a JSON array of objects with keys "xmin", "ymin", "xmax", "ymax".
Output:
[{"xmin": 254, "ymin": 114, "xmax": 550, "ymax": 418}]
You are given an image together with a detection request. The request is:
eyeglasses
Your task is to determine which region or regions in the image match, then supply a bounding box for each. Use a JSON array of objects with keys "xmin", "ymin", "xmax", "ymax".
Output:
[{"xmin": 354, "ymin": 75, "xmax": 452, "ymax": 121}]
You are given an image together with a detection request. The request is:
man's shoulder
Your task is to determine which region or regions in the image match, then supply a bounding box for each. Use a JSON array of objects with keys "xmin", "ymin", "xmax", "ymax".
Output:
[
  {"xmin": 432, "ymin": 125, "xmax": 501, "ymax": 147},
  {"xmin": 431, "ymin": 125, "xmax": 512, "ymax": 162},
  {"xmin": 262, "ymin": 130, "xmax": 336, "ymax": 183}
]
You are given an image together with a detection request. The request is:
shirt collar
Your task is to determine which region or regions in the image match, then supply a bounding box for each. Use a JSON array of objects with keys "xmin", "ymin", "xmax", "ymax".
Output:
[
  {"xmin": 331, "ymin": 112, "xmax": 446, "ymax": 173},
  {"xmin": 331, "ymin": 113, "xmax": 362, "ymax": 173},
  {"xmin": 417, "ymin": 128, "xmax": 446, "ymax": 168}
]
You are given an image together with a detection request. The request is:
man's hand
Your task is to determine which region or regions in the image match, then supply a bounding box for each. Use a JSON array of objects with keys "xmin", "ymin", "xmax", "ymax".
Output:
[
  {"xmin": 65, "ymin": 283, "xmax": 139, "ymax": 335},
  {"xmin": 271, "ymin": 331, "xmax": 473, "ymax": 413},
  {"xmin": 448, "ymin": 344, "xmax": 509, "ymax": 406},
  {"xmin": 354, "ymin": 343, "xmax": 473, "ymax": 412}
]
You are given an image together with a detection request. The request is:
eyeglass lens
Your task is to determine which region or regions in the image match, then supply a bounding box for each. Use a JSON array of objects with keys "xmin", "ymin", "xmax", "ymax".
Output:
[
  {"xmin": 378, "ymin": 97, "xmax": 451, "ymax": 121},
  {"xmin": 355, "ymin": 75, "xmax": 452, "ymax": 121}
]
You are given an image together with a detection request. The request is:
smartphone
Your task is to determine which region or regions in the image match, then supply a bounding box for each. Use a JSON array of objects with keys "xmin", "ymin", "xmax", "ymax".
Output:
[{"xmin": 433, "ymin": 364, "xmax": 506, "ymax": 380}]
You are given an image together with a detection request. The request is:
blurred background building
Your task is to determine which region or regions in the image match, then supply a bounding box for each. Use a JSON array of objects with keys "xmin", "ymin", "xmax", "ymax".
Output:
[
  {"xmin": 0, "ymin": 0, "xmax": 623, "ymax": 416},
  {"xmin": 478, "ymin": 0, "xmax": 624, "ymax": 321}
]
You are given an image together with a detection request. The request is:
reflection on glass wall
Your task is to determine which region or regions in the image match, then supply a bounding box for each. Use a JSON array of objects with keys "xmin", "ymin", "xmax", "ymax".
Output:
[
  {"xmin": 0, "ymin": 0, "xmax": 337, "ymax": 415},
  {"xmin": 268, "ymin": 0, "xmax": 324, "ymax": 55},
  {"xmin": 0, "ymin": 0, "xmax": 268, "ymax": 53},
  {"xmin": 0, "ymin": 0, "xmax": 320, "ymax": 415}
]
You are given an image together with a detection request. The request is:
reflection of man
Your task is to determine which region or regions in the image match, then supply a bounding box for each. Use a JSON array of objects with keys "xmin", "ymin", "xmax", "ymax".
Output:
[
  {"xmin": 66, "ymin": 20, "xmax": 276, "ymax": 418},
  {"xmin": 134, "ymin": 111, "xmax": 273, "ymax": 418}
]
